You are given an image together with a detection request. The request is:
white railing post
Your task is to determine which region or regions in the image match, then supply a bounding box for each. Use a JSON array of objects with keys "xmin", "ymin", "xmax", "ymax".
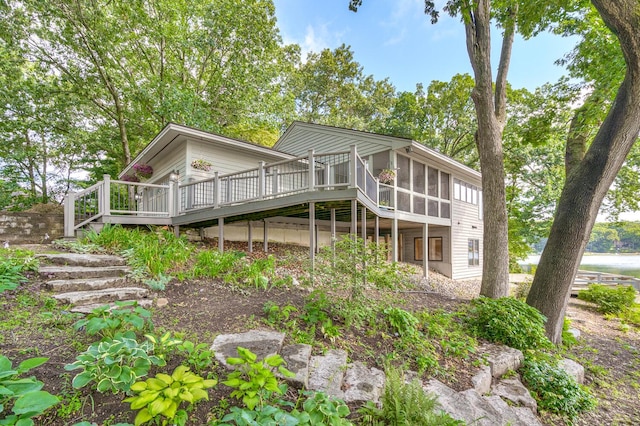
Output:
[
  {"xmin": 308, "ymin": 149, "xmax": 315, "ymax": 190},
  {"xmin": 63, "ymin": 193, "xmax": 75, "ymax": 238},
  {"xmin": 102, "ymin": 174, "xmax": 111, "ymax": 216},
  {"xmin": 272, "ymin": 168, "xmax": 279, "ymax": 195},
  {"xmin": 258, "ymin": 161, "xmax": 266, "ymax": 200},
  {"xmin": 214, "ymin": 172, "xmax": 220, "ymax": 208},
  {"xmin": 168, "ymin": 175, "xmax": 179, "ymax": 217},
  {"xmin": 349, "ymin": 145, "xmax": 357, "ymax": 188},
  {"xmin": 363, "ymin": 159, "xmax": 367, "ymax": 196}
]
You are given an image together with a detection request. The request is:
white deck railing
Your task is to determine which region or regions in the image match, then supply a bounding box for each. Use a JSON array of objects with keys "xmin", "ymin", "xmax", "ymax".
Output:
[{"xmin": 64, "ymin": 146, "xmax": 387, "ymax": 237}]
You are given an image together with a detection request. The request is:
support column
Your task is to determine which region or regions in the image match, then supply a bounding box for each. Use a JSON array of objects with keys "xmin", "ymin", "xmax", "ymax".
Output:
[
  {"xmin": 309, "ymin": 202, "xmax": 316, "ymax": 267},
  {"xmin": 331, "ymin": 208, "xmax": 336, "ymax": 267},
  {"xmin": 351, "ymin": 200, "xmax": 358, "ymax": 237},
  {"xmin": 361, "ymin": 207, "xmax": 367, "ymax": 244},
  {"xmin": 263, "ymin": 220, "xmax": 268, "ymax": 253},
  {"xmin": 374, "ymin": 216, "xmax": 379, "ymax": 246},
  {"xmin": 423, "ymin": 223, "xmax": 428, "ymax": 278},
  {"xmin": 218, "ymin": 217, "xmax": 224, "ymax": 253},
  {"xmin": 391, "ymin": 218, "xmax": 398, "ymax": 262},
  {"xmin": 248, "ymin": 221, "xmax": 253, "ymax": 253}
]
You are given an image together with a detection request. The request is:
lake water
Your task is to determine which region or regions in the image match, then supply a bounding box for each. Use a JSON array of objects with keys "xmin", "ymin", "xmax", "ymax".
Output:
[{"xmin": 523, "ymin": 254, "xmax": 640, "ymax": 279}]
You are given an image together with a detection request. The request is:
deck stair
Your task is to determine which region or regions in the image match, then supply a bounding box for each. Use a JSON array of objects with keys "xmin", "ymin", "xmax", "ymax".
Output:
[{"xmin": 37, "ymin": 253, "xmax": 151, "ymax": 314}]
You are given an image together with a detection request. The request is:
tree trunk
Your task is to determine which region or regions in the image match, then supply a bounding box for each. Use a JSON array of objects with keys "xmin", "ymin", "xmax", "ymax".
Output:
[
  {"xmin": 464, "ymin": 0, "xmax": 511, "ymax": 297},
  {"xmin": 528, "ymin": 0, "xmax": 640, "ymax": 344}
]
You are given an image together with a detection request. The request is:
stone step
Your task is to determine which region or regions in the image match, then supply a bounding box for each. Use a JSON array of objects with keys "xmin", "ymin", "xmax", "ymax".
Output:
[
  {"xmin": 39, "ymin": 265, "xmax": 129, "ymax": 280},
  {"xmin": 53, "ymin": 287, "xmax": 149, "ymax": 306},
  {"xmin": 308, "ymin": 349, "xmax": 348, "ymax": 399},
  {"xmin": 212, "ymin": 330, "xmax": 286, "ymax": 369},
  {"xmin": 37, "ymin": 253, "xmax": 127, "ymax": 267},
  {"xmin": 343, "ymin": 362, "xmax": 385, "ymax": 404},
  {"xmin": 279, "ymin": 344, "xmax": 312, "ymax": 388},
  {"xmin": 44, "ymin": 276, "xmax": 128, "ymax": 293},
  {"xmin": 70, "ymin": 299, "xmax": 153, "ymax": 314}
]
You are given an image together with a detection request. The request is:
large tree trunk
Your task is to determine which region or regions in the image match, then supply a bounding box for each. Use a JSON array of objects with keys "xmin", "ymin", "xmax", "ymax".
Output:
[
  {"xmin": 464, "ymin": 0, "xmax": 512, "ymax": 297},
  {"xmin": 527, "ymin": 0, "xmax": 640, "ymax": 344}
]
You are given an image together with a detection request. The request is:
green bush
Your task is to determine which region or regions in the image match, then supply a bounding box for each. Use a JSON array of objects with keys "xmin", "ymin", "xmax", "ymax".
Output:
[
  {"xmin": 0, "ymin": 355, "xmax": 59, "ymax": 425},
  {"xmin": 521, "ymin": 357, "xmax": 596, "ymax": 420},
  {"xmin": 0, "ymin": 249, "xmax": 38, "ymax": 294},
  {"xmin": 73, "ymin": 301, "xmax": 153, "ymax": 339},
  {"xmin": 358, "ymin": 365, "xmax": 462, "ymax": 426},
  {"xmin": 189, "ymin": 249, "xmax": 243, "ymax": 279},
  {"xmin": 578, "ymin": 284, "xmax": 637, "ymax": 314},
  {"xmin": 465, "ymin": 297, "xmax": 552, "ymax": 351}
]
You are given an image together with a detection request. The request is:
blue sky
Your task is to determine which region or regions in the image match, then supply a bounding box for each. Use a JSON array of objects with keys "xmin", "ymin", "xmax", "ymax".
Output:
[{"xmin": 273, "ymin": 0, "xmax": 578, "ymax": 92}]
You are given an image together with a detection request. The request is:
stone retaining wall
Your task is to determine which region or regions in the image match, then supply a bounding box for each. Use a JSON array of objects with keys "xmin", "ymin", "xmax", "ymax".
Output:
[{"xmin": 0, "ymin": 212, "xmax": 64, "ymax": 244}]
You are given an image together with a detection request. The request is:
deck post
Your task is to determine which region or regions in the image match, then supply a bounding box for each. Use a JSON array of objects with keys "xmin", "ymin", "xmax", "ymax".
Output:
[
  {"xmin": 258, "ymin": 161, "xmax": 266, "ymax": 199},
  {"xmin": 263, "ymin": 219, "xmax": 268, "ymax": 253},
  {"xmin": 330, "ymin": 208, "xmax": 336, "ymax": 267},
  {"xmin": 102, "ymin": 174, "xmax": 111, "ymax": 216},
  {"xmin": 272, "ymin": 168, "xmax": 279, "ymax": 195},
  {"xmin": 391, "ymin": 218, "xmax": 398, "ymax": 262},
  {"xmin": 63, "ymin": 194, "xmax": 75, "ymax": 238},
  {"xmin": 349, "ymin": 145, "xmax": 358, "ymax": 188},
  {"xmin": 309, "ymin": 202, "xmax": 316, "ymax": 266},
  {"xmin": 361, "ymin": 207, "xmax": 367, "ymax": 244},
  {"xmin": 308, "ymin": 149, "xmax": 315, "ymax": 190},
  {"xmin": 214, "ymin": 172, "xmax": 220, "ymax": 208},
  {"xmin": 374, "ymin": 215, "xmax": 379, "ymax": 246},
  {"xmin": 218, "ymin": 217, "xmax": 224, "ymax": 252},
  {"xmin": 168, "ymin": 176, "xmax": 178, "ymax": 217},
  {"xmin": 351, "ymin": 200, "xmax": 357, "ymax": 237},
  {"xmin": 422, "ymin": 223, "xmax": 428, "ymax": 278},
  {"xmin": 248, "ymin": 221, "xmax": 253, "ymax": 253}
]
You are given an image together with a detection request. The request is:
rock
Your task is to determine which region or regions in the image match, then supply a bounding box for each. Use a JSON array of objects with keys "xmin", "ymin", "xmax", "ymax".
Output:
[
  {"xmin": 156, "ymin": 297, "xmax": 169, "ymax": 307},
  {"xmin": 567, "ymin": 327, "xmax": 581, "ymax": 340},
  {"xmin": 279, "ymin": 344, "xmax": 312, "ymax": 388},
  {"xmin": 483, "ymin": 344, "xmax": 524, "ymax": 378},
  {"xmin": 511, "ymin": 406, "xmax": 544, "ymax": 426},
  {"xmin": 471, "ymin": 366, "xmax": 492, "ymax": 394},
  {"xmin": 492, "ymin": 378, "xmax": 537, "ymax": 412},
  {"xmin": 211, "ymin": 330, "xmax": 285, "ymax": 369},
  {"xmin": 71, "ymin": 299, "xmax": 152, "ymax": 314},
  {"xmin": 558, "ymin": 358, "xmax": 585, "ymax": 385},
  {"xmin": 343, "ymin": 362, "xmax": 385, "ymax": 404},
  {"xmin": 37, "ymin": 253, "xmax": 127, "ymax": 267},
  {"xmin": 53, "ymin": 287, "xmax": 148, "ymax": 305},
  {"xmin": 308, "ymin": 349, "xmax": 347, "ymax": 399},
  {"xmin": 44, "ymin": 277, "xmax": 127, "ymax": 292},
  {"xmin": 39, "ymin": 265, "xmax": 130, "ymax": 280}
]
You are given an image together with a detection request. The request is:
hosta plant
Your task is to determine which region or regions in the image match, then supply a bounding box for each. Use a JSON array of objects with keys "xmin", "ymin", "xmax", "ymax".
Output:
[
  {"xmin": 73, "ymin": 301, "xmax": 153, "ymax": 339},
  {"xmin": 124, "ymin": 365, "xmax": 217, "ymax": 426},
  {"xmin": 223, "ymin": 347, "xmax": 294, "ymax": 410},
  {"xmin": 64, "ymin": 333, "xmax": 165, "ymax": 393},
  {"xmin": 0, "ymin": 355, "xmax": 59, "ymax": 426}
]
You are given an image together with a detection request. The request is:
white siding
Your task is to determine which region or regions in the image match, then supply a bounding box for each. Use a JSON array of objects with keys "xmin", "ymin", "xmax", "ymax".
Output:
[
  {"xmin": 275, "ymin": 124, "xmax": 403, "ymax": 157},
  {"xmin": 146, "ymin": 142, "xmax": 187, "ymax": 184},
  {"xmin": 450, "ymin": 197, "xmax": 483, "ymax": 280}
]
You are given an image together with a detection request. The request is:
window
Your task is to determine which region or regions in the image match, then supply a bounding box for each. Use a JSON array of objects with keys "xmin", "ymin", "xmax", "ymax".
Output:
[
  {"xmin": 428, "ymin": 167, "xmax": 439, "ymax": 197},
  {"xmin": 440, "ymin": 172, "xmax": 450, "ymax": 200},
  {"xmin": 468, "ymin": 239, "xmax": 480, "ymax": 266},
  {"xmin": 413, "ymin": 162, "xmax": 425, "ymax": 194},
  {"xmin": 428, "ymin": 200, "xmax": 439, "ymax": 217},
  {"xmin": 414, "ymin": 237, "xmax": 424, "ymax": 261},
  {"xmin": 397, "ymin": 155, "xmax": 411, "ymax": 189},
  {"xmin": 441, "ymin": 202, "xmax": 451, "ymax": 219},
  {"xmin": 429, "ymin": 237, "xmax": 443, "ymax": 261},
  {"xmin": 413, "ymin": 196, "xmax": 425, "ymax": 215},
  {"xmin": 454, "ymin": 178, "xmax": 479, "ymax": 205}
]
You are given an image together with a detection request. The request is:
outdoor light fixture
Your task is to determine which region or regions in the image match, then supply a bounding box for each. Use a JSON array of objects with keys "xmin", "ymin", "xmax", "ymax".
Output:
[
  {"xmin": 169, "ymin": 170, "xmax": 179, "ymax": 182},
  {"xmin": 405, "ymin": 146, "xmax": 413, "ymax": 153}
]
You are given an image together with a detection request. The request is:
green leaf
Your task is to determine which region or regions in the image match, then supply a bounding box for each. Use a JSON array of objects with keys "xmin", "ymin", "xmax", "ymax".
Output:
[
  {"xmin": 134, "ymin": 408, "xmax": 152, "ymax": 426},
  {"xmin": 16, "ymin": 358, "xmax": 48, "ymax": 373},
  {"xmin": 72, "ymin": 372, "xmax": 93, "ymax": 389},
  {"xmin": 12, "ymin": 391, "xmax": 59, "ymax": 416}
]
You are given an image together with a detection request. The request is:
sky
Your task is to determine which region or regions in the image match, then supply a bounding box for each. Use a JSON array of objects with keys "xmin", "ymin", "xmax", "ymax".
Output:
[{"xmin": 272, "ymin": 0, "xmax": 578, "ymax": 93}]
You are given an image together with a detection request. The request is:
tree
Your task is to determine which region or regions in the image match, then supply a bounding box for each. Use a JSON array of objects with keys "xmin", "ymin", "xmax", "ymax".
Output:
[
  {"xmin": 528, "ymin": 0, "xmax": 640, "ymax": 343},
  {"xmin": 350, "ymin": 0, "xmax": 522, "ymax": 298}
]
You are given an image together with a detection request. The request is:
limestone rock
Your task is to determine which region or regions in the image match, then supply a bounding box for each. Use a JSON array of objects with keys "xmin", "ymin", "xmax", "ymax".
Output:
[
  {"xmin": 211, "ymin": 330, "xmax": 285, "ymax": 369},
  {"xmin": 558, "ymin": 358, "xmax": 585, "ymax": 385},
  {"xmin": 279, "ymin": 344, "xmax": 312, "ymax": 388},
  {"xmin": 308, "ymin": 349, "xmax": 347, "ymax": 399},
  {"xmin": 483, "ymin": 344, "xmax": 524, "ymax": 377},
  {"xmin": 156, "ymin": 297, "xmax": 169, "ymax": 307},
  {"xmin": 343, "ymin": 362, "xmax": 385, "ymax": 404},
  {"xmin": 492, "ymin": 378, "xmax": 537, "ymax": 412},
  {"xmin": 471, "ymin": 365, "xmax": 492, "ymax": 394},
  {"xmin": 53, "ymin": 287, "xmax": 148, "ymax": 305}
]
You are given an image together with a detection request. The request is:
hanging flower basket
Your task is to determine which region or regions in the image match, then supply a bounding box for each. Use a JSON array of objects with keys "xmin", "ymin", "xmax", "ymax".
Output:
[
  {"xmin": 191, "ymin": 159, "xmax": 213, "ymax": 172},
  {"xmin": 133, "ymin": 163, "xmax": 153, "ymax": 179},
  {"xmin": 378, "ymin": 168, "xmax": 396, "ymax": 184},
  {"xmin": 121, "ymin": 174, "xmax": 140, "ymax": 183}
]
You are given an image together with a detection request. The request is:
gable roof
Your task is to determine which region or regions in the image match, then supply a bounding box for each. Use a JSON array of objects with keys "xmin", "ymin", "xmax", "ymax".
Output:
[{"xmin": 119, "ymin": 123, "xmax": 293, "ymax": 178}]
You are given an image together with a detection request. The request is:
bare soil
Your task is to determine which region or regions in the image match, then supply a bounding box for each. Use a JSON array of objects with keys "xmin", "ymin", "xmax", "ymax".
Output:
[{"xmin": 1, "ymin": 242, "xmax": 639, "ymax": 425}]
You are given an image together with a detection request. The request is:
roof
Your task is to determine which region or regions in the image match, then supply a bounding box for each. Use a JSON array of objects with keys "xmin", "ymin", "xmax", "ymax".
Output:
[{"xmin": 119, "ymin": 123, "xmax": 293, "ymax": 178}]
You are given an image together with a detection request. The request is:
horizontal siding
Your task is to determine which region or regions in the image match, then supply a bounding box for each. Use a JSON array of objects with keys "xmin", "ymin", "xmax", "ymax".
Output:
[
  {"xmin": 276, "ymin": 126, "xmax": 394, "ymax": 157},
  {"xmin": 186, "ymin": 140, "xmax": 282, "ymax": 178},
  {"xmin": 450, "ymin": 197, "xmax": 483, "ymax": 280},
  {"xmin": 147, "ymin": 142, "xmax": 186, "ymax": 184}
]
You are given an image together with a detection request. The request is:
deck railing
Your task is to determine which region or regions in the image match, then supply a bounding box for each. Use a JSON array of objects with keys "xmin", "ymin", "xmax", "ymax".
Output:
[{"xmin": 65, "ymin": 146, "xmax": 390, "ymax": 237}]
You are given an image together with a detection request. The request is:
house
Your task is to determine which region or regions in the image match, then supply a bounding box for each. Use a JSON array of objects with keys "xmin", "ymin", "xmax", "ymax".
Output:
[{"xmin": 65, "ymin": 122, "xmax": 483, "ymax": 280}]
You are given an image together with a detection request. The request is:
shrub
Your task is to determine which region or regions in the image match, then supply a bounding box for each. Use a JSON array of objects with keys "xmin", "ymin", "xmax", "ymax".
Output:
[
  {"xmin": 124, "ymin": 365, "xmax": 217, "ymax": 426},
  {"xmin": 0, "ymin": 249, "xmax": 38, "ymax": 294},
  {"xmin": 358, "ymin": 365, "xmax": 462, "ymax": 425},
  {"xmin": 384, "ymin": 307, "xmax": 419, "ymax": 338},
  {"xmin": 0, "ymin": 355, "xmax": 59, "ymax": 425},
  {"xmin": 578, "ymin": 284, "xmax": 637, "ymax": 314},
  {"xmin": 64, "ymin": 333, "xmax": 165, "ymax": 393},
  {"xmin": 521, "ymin": 357, "xmax": 596, "ymax": 420},
  {"xmin": 465, "ymin": 297, "xmax": 552, "ymax": 351}
]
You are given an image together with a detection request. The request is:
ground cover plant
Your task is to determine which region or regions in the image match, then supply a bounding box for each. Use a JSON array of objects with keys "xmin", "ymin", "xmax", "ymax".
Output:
[{"xmin": 0, "ymin": 229, "xmax": 638, "ymax": 424}]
